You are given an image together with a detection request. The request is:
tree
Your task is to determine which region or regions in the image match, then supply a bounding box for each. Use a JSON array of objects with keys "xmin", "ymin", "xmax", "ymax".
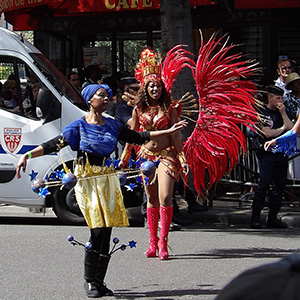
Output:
[
  {"xmin": 160, "ymin": 0, "xmax": 196, "ymax": 136},
  {"xmin": 160, "ymin": 0, "xmax": 198, "ymax": 194}
]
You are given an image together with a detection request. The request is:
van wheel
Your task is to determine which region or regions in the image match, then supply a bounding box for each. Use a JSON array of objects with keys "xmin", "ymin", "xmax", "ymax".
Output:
[{"xmin": 52, "ymin": 186, "xmax": 86, "ymax": 225}]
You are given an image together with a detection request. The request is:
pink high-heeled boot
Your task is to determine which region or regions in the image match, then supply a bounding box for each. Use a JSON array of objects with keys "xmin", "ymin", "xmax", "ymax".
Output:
[
  {"xmin": 158, "ymin": 206, "xmax": 173, "ymax": 260},
  {"xmin": 145, "ymin": 207, "xmax": 159, "ymax": 258}
]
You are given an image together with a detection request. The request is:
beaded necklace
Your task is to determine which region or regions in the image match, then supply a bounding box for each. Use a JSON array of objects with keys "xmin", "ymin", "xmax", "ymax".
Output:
[{"xmin": 146, "ymin": 105, "xmax": 160, "ymax": 119}]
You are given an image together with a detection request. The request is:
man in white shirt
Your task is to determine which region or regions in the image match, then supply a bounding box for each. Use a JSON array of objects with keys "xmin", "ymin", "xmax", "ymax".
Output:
[{"xmin": 274, "ymin": 58, "xmax": 292, "ymax": 96}]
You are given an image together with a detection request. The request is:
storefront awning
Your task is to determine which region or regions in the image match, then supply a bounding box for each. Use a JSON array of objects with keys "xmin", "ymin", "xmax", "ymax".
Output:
[
  {"xmin": 235, "ymin": 0, "xmax": 300, "ymax": 9},
  {"xmin": 69, "ymin": 0, "xmax": 214, "ymax": 13},
  {"xmin": 0, "ymin": 0, "xmax": 64, "ymax": 13},
  {"xmin": 1, "ymin": 0, "xmax": 215, "ymax": 30}
]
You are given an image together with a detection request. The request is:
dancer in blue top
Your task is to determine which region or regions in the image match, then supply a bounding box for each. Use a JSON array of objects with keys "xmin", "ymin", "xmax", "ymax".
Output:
[{"xmin": 16, "ymin": 83, "xmax": 187, "ymax": 298}]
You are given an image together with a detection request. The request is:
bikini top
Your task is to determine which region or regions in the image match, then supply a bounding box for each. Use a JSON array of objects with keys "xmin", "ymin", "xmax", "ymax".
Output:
[{"xmin": 137, "ymin": 101, "xmax": 182, "ymax": 131}]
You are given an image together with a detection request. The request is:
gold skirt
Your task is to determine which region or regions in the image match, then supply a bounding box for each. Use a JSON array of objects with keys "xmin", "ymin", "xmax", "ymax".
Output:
[{"xmin": 73, "ymin": 160, "xmax": 129, "ymax": 229}]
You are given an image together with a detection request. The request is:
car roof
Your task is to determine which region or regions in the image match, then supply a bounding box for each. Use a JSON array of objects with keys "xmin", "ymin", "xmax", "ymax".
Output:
[{"xmin": 0, "ymin": 27, "xmax": 41, "ymax": 57}]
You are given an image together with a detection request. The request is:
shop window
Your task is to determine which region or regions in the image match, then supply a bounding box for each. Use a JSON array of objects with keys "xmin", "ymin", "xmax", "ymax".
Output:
[
  {"xmin": 239, "ymin": 26, "xmax": 263, "ymax": 66},
  {"xmin": 279, "ymin": 27, "xmax": 300, "ymax": 65}
]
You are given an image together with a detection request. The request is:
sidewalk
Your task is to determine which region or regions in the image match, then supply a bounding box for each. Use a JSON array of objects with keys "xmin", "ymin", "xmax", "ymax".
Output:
[
  {"xmin": 179, "ymin": 198, "xmax": 300, "ymax": 229},
  {"xmin": 127, "ymin": 197, "xmax": 300, "ymax": 229}
]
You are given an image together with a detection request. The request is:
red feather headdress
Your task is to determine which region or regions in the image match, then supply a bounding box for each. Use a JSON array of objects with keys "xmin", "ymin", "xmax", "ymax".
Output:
[
  {"xmin": 135, "ymin": 48, "xmax": 162, "ymax": 86},
  {"xmin": 135, "ymin": 46, "xmax": 195, "ymax": 89}
]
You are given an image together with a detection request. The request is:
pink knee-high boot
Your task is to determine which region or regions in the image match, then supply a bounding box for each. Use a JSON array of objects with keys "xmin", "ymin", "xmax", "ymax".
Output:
[
  {"xmin": 145, "ymin": 207, "xmax": 159, "ymax": 258},
  {"xmin": 158, "ymin": 206, "xmax": 173, "ymax": 260}
]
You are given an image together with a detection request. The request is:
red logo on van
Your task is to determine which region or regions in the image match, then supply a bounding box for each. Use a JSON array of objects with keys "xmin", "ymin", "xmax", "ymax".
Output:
[{"xmin": 4, "ymin": 128, "xmax": 22, "ymax": 153}]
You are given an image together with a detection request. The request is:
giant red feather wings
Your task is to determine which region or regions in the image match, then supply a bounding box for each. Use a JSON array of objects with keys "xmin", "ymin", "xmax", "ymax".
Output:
[{"xmin": 182, "ymin": 33, "xmax": 259, "ymax": 194}]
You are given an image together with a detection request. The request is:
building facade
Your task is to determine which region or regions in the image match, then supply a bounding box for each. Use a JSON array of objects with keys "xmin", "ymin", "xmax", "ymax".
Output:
[{"xmin": 1, "ymin": 1, "xmax": 299, "ymax": 84}]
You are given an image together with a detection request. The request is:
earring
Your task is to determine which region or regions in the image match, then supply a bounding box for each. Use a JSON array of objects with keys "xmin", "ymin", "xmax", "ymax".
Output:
[
  {"xmin": 143, "ymin": 88, "xmax": 150, "ymax": 107},
  {"xmin": 145, "ymin": 97, "xmax": 150, "ymax": 107}
]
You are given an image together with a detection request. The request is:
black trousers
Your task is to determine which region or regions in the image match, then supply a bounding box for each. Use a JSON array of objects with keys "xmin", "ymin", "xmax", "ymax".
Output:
[
  {"xmin": 89, "ymin": 227, "xmax": 112, "ymax": 253},
  {"xmin": 84, "ymin": 227, "xmax": 112, "ymax": 282},
  {"xmin": 252, "ymin": 152, "xmax": 288, "ymax": 214}
]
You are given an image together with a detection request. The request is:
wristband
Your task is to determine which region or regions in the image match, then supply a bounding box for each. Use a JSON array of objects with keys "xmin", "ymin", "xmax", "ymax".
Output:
[
  {"xmin": 26, "ymin": 152, "xmax": 32, "ymax": 159},
  {"xmin": 273, "ymin": 129, "xmax": 297, "ymax": 155},
  {"xmin": 120, "ymin": 148, "xmax": 131, "ymax": 163},
  {"xmin": 275, "ymin": 129, "xmax": 296, "ymax": 144}
]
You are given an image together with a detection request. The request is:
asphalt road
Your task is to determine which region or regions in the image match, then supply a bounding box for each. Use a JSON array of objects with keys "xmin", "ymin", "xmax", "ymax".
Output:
[{"xmin": 0, "ymin": 205, "xmax": 300, "ymax": 300}]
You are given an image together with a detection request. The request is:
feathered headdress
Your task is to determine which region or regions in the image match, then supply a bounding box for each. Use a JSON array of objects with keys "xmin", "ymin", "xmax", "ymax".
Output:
[
  {"xmin": 125, "ymin": 46, "xmax": 196, "ymax": 109},
  {"xmin": 135, "ymin": 46, "xmax": 195, "ymax": 89},
  {"xmin": 135, "ymin": 48, "xmax": 162, "ymax": 86},
  {"xmin": 182, "ymin": 33, "xmax": 260, "ymax": 194}
]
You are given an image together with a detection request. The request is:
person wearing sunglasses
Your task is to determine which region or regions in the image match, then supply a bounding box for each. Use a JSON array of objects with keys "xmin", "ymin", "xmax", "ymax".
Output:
[
  {"xmin": 115, "ymin": 77, "xmax": 140, "ymax": 128},
  {"xmin": 275, "ymin": 58, "xmax": 293, "ymax": 96}
]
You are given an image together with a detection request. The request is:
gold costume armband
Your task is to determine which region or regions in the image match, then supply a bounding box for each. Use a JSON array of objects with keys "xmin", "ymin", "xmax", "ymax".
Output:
[
  {"xmin": 120, "ymin": 148, "xmax": 131, "ymax": 163},
  {"xmin": 178, "ymin": 151, "xmax": 187, "ymax": 164}
]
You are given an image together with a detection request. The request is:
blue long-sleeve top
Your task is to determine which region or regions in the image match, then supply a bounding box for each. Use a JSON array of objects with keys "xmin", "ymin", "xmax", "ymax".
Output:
[{"xmin": 41, "ymin": 116, "xmax": 150, "ymax": 166}]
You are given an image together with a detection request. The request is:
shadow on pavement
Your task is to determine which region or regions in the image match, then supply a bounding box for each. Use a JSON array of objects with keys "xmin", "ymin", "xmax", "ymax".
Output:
[
  {"xmin": 0, "ymin": 215, "xmax": 85, "ymax": 226},
  {"xmin": 114, "ymin": 286, "xmax": 220, "ymax": 299}
]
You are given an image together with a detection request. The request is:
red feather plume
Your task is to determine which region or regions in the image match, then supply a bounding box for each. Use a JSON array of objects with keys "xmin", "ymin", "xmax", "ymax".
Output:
[
  {"xmin": 183, "ymin": 33, "xmax": 259, "ymax": 194},
  {"xmin": 161, "ymin": 45, "xmax": 196, "ymax": 93}
]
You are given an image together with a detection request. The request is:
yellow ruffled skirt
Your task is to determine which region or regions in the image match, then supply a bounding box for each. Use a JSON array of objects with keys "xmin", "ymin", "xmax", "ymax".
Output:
[{"xmin": 73, "ymin": 160, "xmax": 129, "ymax": 229}]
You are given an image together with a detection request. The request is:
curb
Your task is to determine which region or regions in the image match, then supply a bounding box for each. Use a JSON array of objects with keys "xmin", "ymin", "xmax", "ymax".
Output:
[{"xmin": 127, "ymin": 203, "xmax": 300, "ymax": 229}]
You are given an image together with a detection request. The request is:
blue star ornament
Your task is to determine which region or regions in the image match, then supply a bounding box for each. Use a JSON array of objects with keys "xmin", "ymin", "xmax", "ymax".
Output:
[
  {"xmin": 31, "ymin": 178, "xmax": 45, "ymax": 194},
  {"xmin": 112, "ymin": 159, "xmax": 120, "ymax": 169},
  {"xmin": 103, "ymin": 158, "xmax": 112, "ymax": 167},
  {"xmin": 128, "ymin": 158, "xmax": 135, "ymax": 168},
  {"xmin": 125, "ymin": 183, "xmax": 138, "ymax": 192},
  {"xmin": 129, "ymin": 240, "xmax": 137, "ymax": 248},
  {"xmin": 135, "ymin": 158, "xmax": 143, "ymax": 169},
  {"xmin": 29, "ymin": 169, "xmax": 38, "ymax": 181},
  {"xmin": 136, "ymin": 176, "xmax": 143, "ymax": 184},
  {"xmin": 55, "ymin": 169, "xmax": 65, "ymax": 179},
  {"xmin": 38, "ymin": 186, "xmax": 50, "ymax": 197},
  {"xmin": 49, "ymin": 171, "xmax": 58, "ymax": 180}
]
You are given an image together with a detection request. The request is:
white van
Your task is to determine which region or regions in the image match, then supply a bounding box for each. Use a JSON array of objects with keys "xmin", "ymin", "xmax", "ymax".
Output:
[{"xmin": 0, "ymin": 28, "xmax": 88, "ymax": 224}]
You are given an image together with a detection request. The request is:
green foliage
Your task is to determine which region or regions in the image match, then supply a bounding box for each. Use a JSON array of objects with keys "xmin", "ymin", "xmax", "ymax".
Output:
[
  {"xmin": 95, "ymin": 39, "xmax": 161, "ymax": 74},
  {"xmin": 0, "ymin": 62, "xmax": 14, "ymax": 81},
  {"xmin": 123, "ymin": 40, "xmax": 161, "ymax": 73},
  {"xmin": 16, "ymin": 31, "xmax": 34, "ymax": 44}
]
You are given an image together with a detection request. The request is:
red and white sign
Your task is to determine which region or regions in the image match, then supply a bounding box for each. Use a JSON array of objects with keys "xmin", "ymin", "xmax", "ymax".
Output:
[{"xmin": 4, "ymin": 128, "xmax": 22, "ymax": 153}]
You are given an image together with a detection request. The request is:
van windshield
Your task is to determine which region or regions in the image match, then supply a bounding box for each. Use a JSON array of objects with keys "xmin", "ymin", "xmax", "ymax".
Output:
[{"xmin": 30, "ymin": 53, "xmax": 88, "ymax": 111}]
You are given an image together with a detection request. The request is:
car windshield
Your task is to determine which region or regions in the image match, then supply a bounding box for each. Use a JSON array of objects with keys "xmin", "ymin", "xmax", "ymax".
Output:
[{"xmin": 30, "ymin": 53, "xmax": 88, "ymax": 111}]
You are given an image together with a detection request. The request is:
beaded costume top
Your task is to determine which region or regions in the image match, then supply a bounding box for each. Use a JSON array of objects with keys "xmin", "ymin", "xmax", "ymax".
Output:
[{"xmin": 137, "ymin": 101, "xmax": 182, "ymax": 131}]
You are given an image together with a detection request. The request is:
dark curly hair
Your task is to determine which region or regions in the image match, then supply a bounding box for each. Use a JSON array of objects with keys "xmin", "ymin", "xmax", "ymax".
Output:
[{"xmin": 134, "ymin": 80, "xmax": 172, "ymax": 113}]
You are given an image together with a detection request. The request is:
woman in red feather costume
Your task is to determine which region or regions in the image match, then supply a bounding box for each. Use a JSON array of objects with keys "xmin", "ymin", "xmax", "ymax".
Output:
[
  {"xmin": 119, "ymin": 47, "xmax": 194, "ymax": 260},
  {"xmin": 120, "ymin": 33, "xmax": 259, "ymax": 259}
]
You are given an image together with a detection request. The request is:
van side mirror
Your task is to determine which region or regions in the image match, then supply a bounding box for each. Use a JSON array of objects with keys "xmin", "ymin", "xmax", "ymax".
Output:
[
  {"xmin": 36, "ymin": 87, "xmax": 60, "ymax": 122},
  {"xmin": 36, "ymin": 88, "xmax": 53, "ymax": 119}
]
